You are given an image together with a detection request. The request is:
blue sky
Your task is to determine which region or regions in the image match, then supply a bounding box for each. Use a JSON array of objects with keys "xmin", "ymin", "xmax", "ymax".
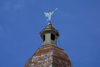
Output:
[{"xmin": 0, "ymin": 0, "xmax": 100, "ymax": 67}]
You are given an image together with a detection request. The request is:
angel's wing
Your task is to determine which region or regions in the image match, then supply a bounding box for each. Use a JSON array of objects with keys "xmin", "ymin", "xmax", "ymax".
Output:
[{"xmin": 44, "ymin": 12, "xmax": 49, "ymax": 17}]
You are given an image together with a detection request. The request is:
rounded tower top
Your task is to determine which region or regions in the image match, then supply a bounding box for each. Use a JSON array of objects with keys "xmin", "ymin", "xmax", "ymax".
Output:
[{"xmin": 40, "ymin": 23, "xmax": 59, "ymax": 38}]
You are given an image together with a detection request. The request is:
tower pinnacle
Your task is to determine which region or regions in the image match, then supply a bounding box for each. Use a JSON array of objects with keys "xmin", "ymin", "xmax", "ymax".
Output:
[{"xmin": 48, "ymin": 22, "xmax": 52, "ymax": 25}]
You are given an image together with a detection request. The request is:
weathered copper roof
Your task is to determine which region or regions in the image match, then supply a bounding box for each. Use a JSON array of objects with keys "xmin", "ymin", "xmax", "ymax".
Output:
[
  {"xmin": 24, "ymin": 44, "xmax": 72, "ymax": 67},
  {"xmin": 45, "ymin": 25, "xmax": 55, "ymax": 29}
]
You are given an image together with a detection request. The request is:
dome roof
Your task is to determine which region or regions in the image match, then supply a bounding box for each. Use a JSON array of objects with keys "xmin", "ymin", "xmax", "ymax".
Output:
[
  {"xmin": 24, "ymin": 44, "xmax": 72, "ymax": 67},
  {"xmin": 45, "ymin": 25, "xmax": 55, "ymax": 29},
  {"xmin": 40, "ymin": 23, "xmax": 59, "ymax": 39},
  {"xmin": 45, "ymin": 23, "xmax": 55, "ymax": 29}
]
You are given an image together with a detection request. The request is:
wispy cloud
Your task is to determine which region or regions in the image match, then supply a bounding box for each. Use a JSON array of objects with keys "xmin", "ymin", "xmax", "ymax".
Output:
[
  {"xmin": 4, "ymin": 2, "xmax": 11, "ymax": 11},
  {"xmin": 13, "ymin": 0, "xmax": 24, "ymax": 10},
  {"xmin": 3, "ymin": 0, "xmax": 25, "ymax": 11},
  {"xmin": 1, "ymin": 0, "xmax": 36, "ymax": 11}
]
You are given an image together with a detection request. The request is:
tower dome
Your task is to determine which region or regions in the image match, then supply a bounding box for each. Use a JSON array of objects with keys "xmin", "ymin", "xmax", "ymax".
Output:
[
  {"xmin": 24, "ymin": 45, "xmax": 72, "ymax": 67},
  {"xmin": 45, "ymin": 23, "xmax": 55, "ymax": 29}
]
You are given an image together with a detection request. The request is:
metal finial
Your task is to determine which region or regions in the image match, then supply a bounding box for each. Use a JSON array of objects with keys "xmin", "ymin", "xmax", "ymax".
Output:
[{"xmin": 48, "ymin": 22, "xmax": 52, "ymax": 25}]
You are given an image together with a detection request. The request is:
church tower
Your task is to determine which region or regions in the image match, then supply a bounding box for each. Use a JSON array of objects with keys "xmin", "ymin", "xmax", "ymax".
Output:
[{"xmin": 24, "ymin": 22, "xmax": 73, "ymax": 67}]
